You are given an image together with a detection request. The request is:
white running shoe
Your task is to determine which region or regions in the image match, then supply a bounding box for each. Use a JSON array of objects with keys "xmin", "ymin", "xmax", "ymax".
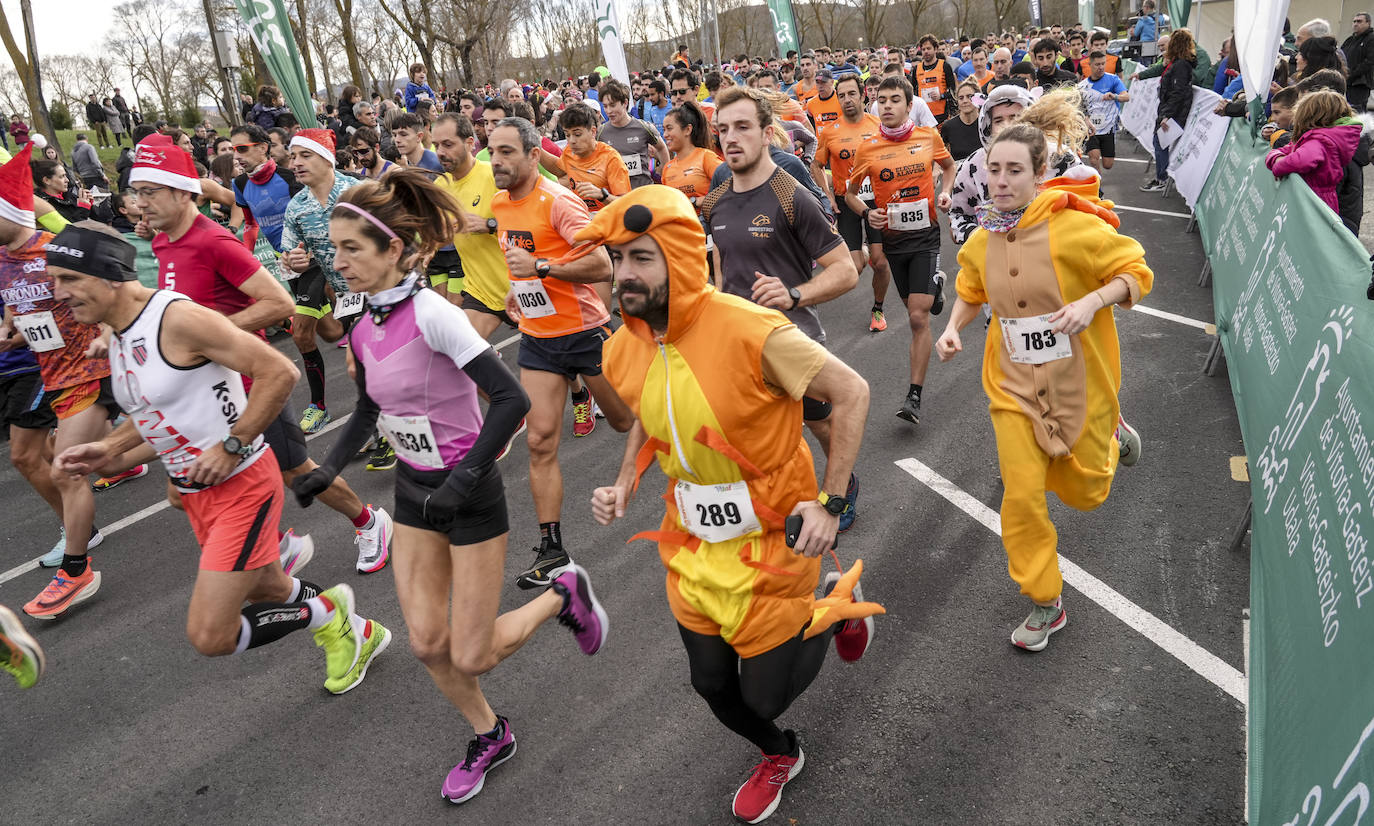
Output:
[
  {"xmin": 355, "ymin": 507, "xmax": 393, "ymax": 574},
  {"xmin": 279, "ymin": 530, "xmax": 315, "ymax": 577}
]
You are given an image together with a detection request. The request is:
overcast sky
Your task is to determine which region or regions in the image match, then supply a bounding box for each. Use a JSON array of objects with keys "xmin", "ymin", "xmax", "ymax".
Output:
[{"xmin": 1, "ymin": 0, "xmax": 138, "ymax": 89}]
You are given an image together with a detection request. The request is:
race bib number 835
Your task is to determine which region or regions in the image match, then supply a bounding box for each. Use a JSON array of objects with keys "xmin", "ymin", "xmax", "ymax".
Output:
[{"xmin": 889, "ymin": 200, "xmax": 930, "ymax": 232}]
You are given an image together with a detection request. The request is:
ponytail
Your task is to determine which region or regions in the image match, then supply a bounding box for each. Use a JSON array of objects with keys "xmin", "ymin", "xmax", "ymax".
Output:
[{"xmin": 333, "ymin": 167, "xmax": 459, "ymax": 263}]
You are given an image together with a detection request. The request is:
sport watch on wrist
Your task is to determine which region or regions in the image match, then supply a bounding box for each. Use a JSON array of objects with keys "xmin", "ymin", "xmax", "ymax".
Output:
[
  {"xmin": 535, "ymin": 258, "xmax": 552, "ymax": 278},
  {"xmin": 817, "ymin": 491, "xmax": 849, "ymax": 515},
  {"xmin": 787, "ymin": 286, "xmax": 802, "ymax": 310},
  {"xmin": 485, "ymin": 217, "xmax": 498, "ymax": 234},
  {"xmin": 222, "ymin": 435, "xmax": 252, "ymax": 458}
]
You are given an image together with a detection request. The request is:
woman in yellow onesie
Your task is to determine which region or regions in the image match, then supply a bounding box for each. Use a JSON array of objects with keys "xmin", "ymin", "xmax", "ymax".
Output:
[
  {"xmin": 936, "ymin": 123, "xmax": 1153, "ymax": 652},
  {"xmin": 581, "ymin": 186, "xmax": 882, "ymax": 824}
]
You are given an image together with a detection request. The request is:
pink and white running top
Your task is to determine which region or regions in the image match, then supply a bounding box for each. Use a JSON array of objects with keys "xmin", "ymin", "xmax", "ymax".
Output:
[{"xmin": 349, "ymin": 287, "xmax": 489, "ymax": 471}]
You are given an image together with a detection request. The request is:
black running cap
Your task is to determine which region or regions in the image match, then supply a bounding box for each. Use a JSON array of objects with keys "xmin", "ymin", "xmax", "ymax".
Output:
[{"xmin": 45, "ymin": 225, "xmax": 137, "ymax": 282}]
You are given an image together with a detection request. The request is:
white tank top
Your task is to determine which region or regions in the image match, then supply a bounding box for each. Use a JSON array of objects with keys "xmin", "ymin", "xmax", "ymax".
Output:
[{"xmin": 109, "ymin": 290, "xmax": 264, "ymax": 492}]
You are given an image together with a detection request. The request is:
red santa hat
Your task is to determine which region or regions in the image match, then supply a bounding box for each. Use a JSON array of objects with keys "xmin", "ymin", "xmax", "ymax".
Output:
[
  {"xmin": 0, "ymin": 143, "xmax": 35, "ymax": 228},
  {"xmin": 289, "ymin": 128, "xmax": 336, "ymax": 166},
  {"xmin": 129, "ymin": 135, "xmax": 202, "ymax": 194}
]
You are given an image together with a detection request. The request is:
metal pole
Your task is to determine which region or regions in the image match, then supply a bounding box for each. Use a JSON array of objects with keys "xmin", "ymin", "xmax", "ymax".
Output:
[{"xmin": 202, "ymin": 0, "xmax": 241, "ymax": 125}]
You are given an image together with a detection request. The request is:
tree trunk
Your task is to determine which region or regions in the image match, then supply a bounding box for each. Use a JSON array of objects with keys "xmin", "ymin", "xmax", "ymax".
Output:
[
  {"xmin": 293, "ymin": 0, "xmax": 318, "ymax": 98},
  {"xmin": 0, "ymin": 0, "xmax": 56, "ymax": 155},
  {"xmin": 332, "ymin": 0, "xmax": 365, "ymax": 88}
]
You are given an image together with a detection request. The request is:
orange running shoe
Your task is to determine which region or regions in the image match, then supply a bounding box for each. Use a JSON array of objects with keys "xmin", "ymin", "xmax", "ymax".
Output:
[
  {"xmin": 868, "ymin": 309, "xmax": 887, "ymax": 332},
  {"xmin": 92, "ymin": 464, "xmax": 148, "ymax": 492},
  {"xmin": 24, "ymin": 564, "xmax": 102, "ymax": 620}
]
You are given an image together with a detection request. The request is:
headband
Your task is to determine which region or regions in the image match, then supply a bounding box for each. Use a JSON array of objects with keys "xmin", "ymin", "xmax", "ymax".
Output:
[
  {"xmin": 334, "ymin": 201, "xmax": 398, "ymax": 241},
  {"xmin": 45, "ymin": 226, "xmax": 137, "ymax": 282}
]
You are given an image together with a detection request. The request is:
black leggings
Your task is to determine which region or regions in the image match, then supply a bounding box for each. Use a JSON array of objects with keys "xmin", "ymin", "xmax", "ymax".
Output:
[{"xmin": 678, "ymin": 623, "xmax": 831, "ymax": 754}]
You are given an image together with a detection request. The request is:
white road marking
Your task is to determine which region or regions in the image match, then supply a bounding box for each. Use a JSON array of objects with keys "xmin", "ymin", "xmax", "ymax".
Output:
[
  {"xmin": 1115, "ymin": 204, "xmax": 1192, "ymax": 219},
  {"xmin": 1130, "ymin": 303, "xmax": 1212, "ymax": 330},
  {"xmin": 495, "ymin": 332, "xmax": 520, "ymax": 350},
  {"xmin": 895, "ymin": 457, "xmax": 1247, "ymax": 706},
  {"xmin": 1112, "ymin": 157, "xmax": 1149, "ymax": 164},
  {"xmin": 0, "ymin": 411, "xmax": 359, "ymax": 588}
]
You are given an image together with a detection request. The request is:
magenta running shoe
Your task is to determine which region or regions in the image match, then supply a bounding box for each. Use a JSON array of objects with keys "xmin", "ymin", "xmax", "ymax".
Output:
[
  {"xmin": 552, "ymin": 564, "xmax": 609, "ymax": 655},
  {"xmin": 442, "ymin": 716, "xmax": 517, "ymax": 804}
]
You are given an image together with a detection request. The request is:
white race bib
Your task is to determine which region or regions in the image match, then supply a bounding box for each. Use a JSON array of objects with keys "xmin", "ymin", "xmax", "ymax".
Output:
[
  {"xmin": 888, "ymin": 200, "xmax": 931, "ymax": 232},
  {"xmin": 704, "ymin": 233, "xmax": 714, "ymax": 251},
  {"xmin": 855, "ymin": 177, "xmax": 875, "ymax": 202},
  {"xmin": 15, "ymin": 311, "xmax": 64, "ymax": 353},
  {"xmin": 376, "ymin": 413, "xmax": 441, "ymax": 467},
  {"xmin": 510, "ymin": 278, "xmax": 556, "ymax": 318},
  {"xmin": 1000, "ymin": 315, "xmax": 1074, "ymax": 365},
  {"xmin": 674, "ymin": 480, "xmax": 761, "ymax": 544},
  {"xmin": 621, "ymin": 153, "xmax": 644, "ymax": 176},
  {"xmin": 333, "ymin": 291, "xmax": 365, "ymax": 319}
]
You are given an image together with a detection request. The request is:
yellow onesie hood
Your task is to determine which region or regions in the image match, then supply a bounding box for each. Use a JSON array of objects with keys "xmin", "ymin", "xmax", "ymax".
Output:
[{"xmin": 571, "ymin": 185, "xmax": 714, "ymax": 344}]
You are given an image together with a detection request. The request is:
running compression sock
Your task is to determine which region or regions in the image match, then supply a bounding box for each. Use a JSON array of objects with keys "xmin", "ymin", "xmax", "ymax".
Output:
[
  {"xmin": 301, "ymin": 348, "xmax": 326, "ymax": 408},
  {"xmin": 236, "ymin": 600, "xmax": 315, "ymax": 653},
  {"xmin": 287, "ymin": 577, "xmax": 322, "ymax": 603},
  {"xmin": 350, "ymin": 508, "xmax": 374, "ymax": 530},
  {"xmin": 60, "ymin": 554, "xmax": 88, "ymax": 576},
  {"xmin": 909, "ymin": 384, "xmax": 923, "ymax": 401},
  {"xmin": 539, "ymin": 522, "xmax": 563, "ymax": 549}
]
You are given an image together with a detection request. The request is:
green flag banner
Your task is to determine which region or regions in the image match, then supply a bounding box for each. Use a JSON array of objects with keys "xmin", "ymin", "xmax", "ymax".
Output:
[
  {"xmin": 235, "ymin": 0, "xmax": 315, "ymax": 122},
  {"xmin": 1078, "ymin": 0, "xmax": 1095, "ymax": 33},
  {"xmin": 1196, "ymin": 118, "xmax": 1374, "ymax": 825},
  {"xmin": 766, "ymin": 0, "xmax": 800, "ymax": 57},
  {"xmin": 1167, "ymin": 0, "xmax": 1191, "ymax": 28}
]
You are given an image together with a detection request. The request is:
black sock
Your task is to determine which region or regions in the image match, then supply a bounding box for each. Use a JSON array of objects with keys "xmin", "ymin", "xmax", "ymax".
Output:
[
  {"xmin": 871, "ymin": 302, "xmax": 883, "ymax": 313},
  {"xmin": 301, "ymin": 349, "xmax": 326, "ymax": 408},
  {"xmin": 60, "ymin": 554, "xmax": 88, "ymax": 576},
  {"xmin": 238, "ymin": 601, "xmax": 312, "ymax": 651},
  {"xmin": 540, "ymin": 521, "xmax": 563, "ymax": 549},
  {"xmin": 479, "ymin": 716, "xmax": 505, "ymax": 740},
  {"xmin": 288, "ymin": 577, "xmax": 323, "ymax": 602},
  {"xmin": 909, "ymin": 384, "xmax": 922, "ymax": 401},
  {"xmin": 570, "ymin": 387, "xmax": 589, "ymax": 404}
]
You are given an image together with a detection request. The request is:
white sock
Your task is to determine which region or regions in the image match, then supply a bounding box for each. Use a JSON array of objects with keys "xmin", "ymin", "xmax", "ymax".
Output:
[
  {"xmin": 233, "ymin": 616, "xmax": 251, "ymax": 655},
  {"xmin": 304, "ymin": 596, "xmax": 334, "ymax": 630}
]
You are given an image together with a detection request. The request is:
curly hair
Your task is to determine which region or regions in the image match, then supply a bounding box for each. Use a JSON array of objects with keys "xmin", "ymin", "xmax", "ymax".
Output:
[{"xmin": 1017, "ymin": 86, "xmax": 1088, "ymax": 156}]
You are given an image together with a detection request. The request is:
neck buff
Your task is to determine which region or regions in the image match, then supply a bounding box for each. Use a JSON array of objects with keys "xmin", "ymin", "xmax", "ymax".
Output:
[
  {"xmin": 975, "ymin": 201, "xmax": 1029, "ymax": 233},
  {"xmin": 365, "ymin": 270, "xmax": 423, "ymax": 324},
  {"xmin": 879, "ymin": 119, "xmax": 915, "ymax": 141},
  {"xmin": 248, "ymin": 158, "xmax": 278, "ymax": 185}
]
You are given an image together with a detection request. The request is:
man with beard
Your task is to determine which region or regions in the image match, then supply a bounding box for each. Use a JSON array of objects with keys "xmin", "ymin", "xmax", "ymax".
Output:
[{"xmin": 588, "ymin": 185, "xmax": 881, "ymax": 825}]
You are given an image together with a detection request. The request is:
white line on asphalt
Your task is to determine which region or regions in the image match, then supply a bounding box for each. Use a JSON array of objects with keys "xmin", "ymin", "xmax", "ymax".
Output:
[
  {"xmin": 1115, "ymin": 204, "xmax": 1192, "ymax": 219},
  {"xmin": 0, "ymin": 410, "xmax": 359, "ymax": 589},
  {"xmin": 0, "ymin": 333, "xmax": 527, "ymax": 589},
  {"xmin": 1130, "ymin": 303, "xmax": 1212, "ymax": 330},
  {"xmin": 894, "ymin": 457, "xmax": 1248, "ymax": 706},
  {"xmin": 1113, "ymin": 157, "xmax": 1149, "ymax": 164}
]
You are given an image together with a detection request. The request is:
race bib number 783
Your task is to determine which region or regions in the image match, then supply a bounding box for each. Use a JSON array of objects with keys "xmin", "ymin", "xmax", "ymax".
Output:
[{"xmin": 999, "ymin": 314, "xmax": 1074, "ymax": 365}]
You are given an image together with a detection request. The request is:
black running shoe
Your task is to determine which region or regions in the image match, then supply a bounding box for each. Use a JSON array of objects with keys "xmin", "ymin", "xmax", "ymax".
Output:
[
  {"xmin": 515, "ymin": 542, "xmax": 574, "ymax": 590},
  {"xmin": 896, "ymin": 391, "xmax": 921, "ymax": 425},
  {"xmin": 930, "ymin": 272, "xmax": 945, "ymax": 316}
]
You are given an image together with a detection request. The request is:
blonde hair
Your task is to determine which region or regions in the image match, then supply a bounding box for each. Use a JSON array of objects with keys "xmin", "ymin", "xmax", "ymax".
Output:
[
  {"xmin": 1017, "ymin": 86, "xmax": 1088, "ymax": 155},
  {"xmin": 1290, "ymin": 89, "xmax": 1353, "ymax": 143},
  {"xmin": 987, "ymin": 123, "xmax": 1049, "ymax": 176},
  {"xmin": 769, "ymin": 118, "xmax": 790, "ymax": 149}
]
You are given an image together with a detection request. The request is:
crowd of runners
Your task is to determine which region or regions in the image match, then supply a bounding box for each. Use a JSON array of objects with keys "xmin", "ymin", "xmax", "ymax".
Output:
[{"xmin": 0, "ymin": 22, "xmax": 1173, "ymax": 823}]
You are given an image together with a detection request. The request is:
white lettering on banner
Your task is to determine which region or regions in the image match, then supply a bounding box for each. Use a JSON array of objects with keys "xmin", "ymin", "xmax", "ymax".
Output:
[
  {"xmin": 1166, "ymin": 87, "xmax": 1230, "ymax": 207},
  {"xmin": 674, "ymin": 480, "xmax": 761, "ymax": 544},
  {"xmin": 238, "ymin": 0, "xmax": 291, "ymax": 54},
  {"xmin": 333, "ymin": 291, "xmax": 365, "ymax": 319},
  {"xmin": 621, "ymin": 154, "xmax": 644, "ymax": 177},
  {"xmin": 510, "ymin": 278, "xmax": 556, "ymax": 318},
  {"xmin": 1279, "ymin": 713, "xmax": 1374, "ymax": 826},
  {"xmin": 888, "ymin": 200, "xmax": 930, "ymax": 231},
  {"xmin": 999, "ymin": 315, "xmax": 1073, "ymax": 364},
  {"xmin": 15, "ymin": 311, "xmax": 64, "ymax": 352}
]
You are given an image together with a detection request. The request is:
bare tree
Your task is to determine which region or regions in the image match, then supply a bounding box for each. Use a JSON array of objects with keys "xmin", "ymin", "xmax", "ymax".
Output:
[
  {"xmin": 0, "ymin": 70, "xmax": 28, "ymax": 118},
  {"xmin": 375, "ymin": 0, "xmax": 439, "ymax": 82},
  {"xmin": 436, "ymin": 0, "xmax": 524, "ymax": 87},
  {"xmin": 329, "ymin": 0, "xmax": 366, "ymax": 88},
  {"xmin": 110, "ymin": 0, "xmax": 187, "ymax": 118},
  {"xmin": 40, "ymin": 56, "xmax": 87, "ymax": 113},
  {"xmin": 802, "ymin": 1, "xmax": 844, "ymax": 49},
  {"xmin": 0, "ymin": 0, "xmax": 56, "ymax": 142},
  {"xmin": 902, "ymin": 0, "xmax": 938, "ymax": 42}
]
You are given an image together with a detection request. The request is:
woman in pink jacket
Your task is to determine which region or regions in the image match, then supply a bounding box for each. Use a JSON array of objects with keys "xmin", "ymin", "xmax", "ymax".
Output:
[{"xmin": 1265, "ymin": 89, "xmax": 1361, "ymax": 213}]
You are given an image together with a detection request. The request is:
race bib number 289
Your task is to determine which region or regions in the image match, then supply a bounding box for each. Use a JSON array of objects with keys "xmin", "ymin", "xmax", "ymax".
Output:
[{"xmin": 674, "ymin": 480, "xmax": 761, "ymax": 544}]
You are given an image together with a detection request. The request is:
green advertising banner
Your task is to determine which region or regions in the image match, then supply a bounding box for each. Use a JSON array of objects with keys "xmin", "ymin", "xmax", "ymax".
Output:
[
  {"xmin": 1196, "ymin": 118, "xmax": 1374, "ymax": 824},
  {"xmin": 766, "ymin": 0, "xmax": 800, "ymax": 57},
  {"xmin": 234, "ymin": 0, "xmax": 315, "ymax": 123}
]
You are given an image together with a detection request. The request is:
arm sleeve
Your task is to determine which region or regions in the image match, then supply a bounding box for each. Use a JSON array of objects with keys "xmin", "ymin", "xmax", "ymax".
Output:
[
  {"xmin": 214, "ymin": 230, "xmax": 266, "ymax": 288},
  {"xmin": 448, "ymin": 350, "xmax": 531, "ymax": 477},
  {"xmin": 1266, "ymin": 141, "xmax": 1319, "ymax": 177},
  {"xmin": 413, "ymin": 289, "xmax": 490, "ymax": 368},
  {"xmin": 605, "ymin": 152, "xmax": 632, "ymax": 195},
  {"xmin": 404, "ymin": 84, "xmax": 419, "ymax": 111},
  {"xmin": 1137, "ymin": 62, "xmax": 1165, "ymax": 80},
  {"xmin": 1089, "ymin": 221, "xmax": 1153, "ymax": 308},
  {"xmin": 911, "ymin": 99, "xmax": 937, "ymax": 127},
  {"xmin": 703, "ymin": 151, "xmax": 723, "ymax": 178},
  {"xmin": 320, "ymin": 354, "xmax": 381, "ymax": 474},
  {"xmin": 280, "ymin": 201, "xmax": 301, "ymax": 252},
  {"xmin": 948, "ymin": 155, "xmax": 982, "ymax": 244}
]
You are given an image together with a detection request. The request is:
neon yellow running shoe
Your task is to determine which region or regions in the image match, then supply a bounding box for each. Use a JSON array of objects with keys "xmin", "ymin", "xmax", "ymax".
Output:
[
  {"xmin": 0, "ymin": 604, "xmax": 45, "ymax": 688},
  {"xmin": 312, "ymin": 585, "xmax": 360, "ymax": 690},
  {"xmin": 329, "ymin": 619, "xmax": 390, "ymax": 695}
]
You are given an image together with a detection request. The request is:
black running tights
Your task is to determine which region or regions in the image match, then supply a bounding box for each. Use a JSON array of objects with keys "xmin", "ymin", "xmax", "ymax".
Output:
[{"xmin": 677, "ymin": 623, "xmax": 831, "ymax": 754}]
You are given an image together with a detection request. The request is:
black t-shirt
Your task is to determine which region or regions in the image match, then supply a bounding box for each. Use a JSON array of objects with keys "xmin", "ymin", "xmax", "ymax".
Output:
[
  {"xmin": 703, "ymin": 166, "xmax": 844, "ymax": 344},
  {"xmin": 939, "ymin": 115, "xmax": 982, "ymax": 161}
]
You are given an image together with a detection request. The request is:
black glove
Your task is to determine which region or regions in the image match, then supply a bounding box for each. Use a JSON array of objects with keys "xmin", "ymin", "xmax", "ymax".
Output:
[
  {"xmin": 422, "ymin": 465, "xmax": 483, "ymax": 523},
  {"xmin": 291, "ymin": 467, "xmax": 335, "ymax": 508}
]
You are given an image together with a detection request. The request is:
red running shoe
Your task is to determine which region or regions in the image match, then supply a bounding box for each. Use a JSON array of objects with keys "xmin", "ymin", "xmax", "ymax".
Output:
[
  {"xmin": 732, "ymin": 732, "xmax": 805, "ymax": 824},
  {"xmin": 823, "ymin": 570, "xmax": 873, "ymax": 662},
  {"xmin": 572, "ymin": 395, "xmax": 595, "ymax": 437}
]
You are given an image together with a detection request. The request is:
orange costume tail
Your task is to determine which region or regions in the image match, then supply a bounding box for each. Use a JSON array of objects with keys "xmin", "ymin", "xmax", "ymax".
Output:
[{"xmin": 803, "ymin": 559, "xmax": 886, "ymax": 640}]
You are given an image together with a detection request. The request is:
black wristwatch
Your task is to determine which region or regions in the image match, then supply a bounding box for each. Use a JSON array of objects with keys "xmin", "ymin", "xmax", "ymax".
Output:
[
  {"xmin": 535, "ymin": 258, "xmax": 552, "ymax": 278},
  {"xmin": 817, "ymin": 491, "xmax": 849, "ymax": 515},
  {"xmin": 485, "ymin": 217, "xmax": 498, "ymax": 234},
  {"xmin": 787, "ymin": 286, "xmax": 802, "ymax": 310},
  {"xmin": 222, "ymin": 435, "xmax": 252, "ymax": 458},
  {"xmin": 862, "ymin": 207, "xmax": 871, "ymax": 220}
]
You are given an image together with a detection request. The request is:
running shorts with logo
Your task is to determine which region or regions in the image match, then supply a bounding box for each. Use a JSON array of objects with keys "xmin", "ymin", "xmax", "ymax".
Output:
[
  {"xmin": 182, "ymin": 447, "xmax": 284, "ymax": 572},
  {"xmin": 885, "ymin": 249, "xmax": 941, "ymax": 301},
  {"xmin": 835, "ymin": 198, "xmax": 883, "ymax": 251},
  {"xmin": 517, "ymin": 325, "xmax": 609, "ymax": 378},
  {"xmin": 0, "ymin": 371, "xmax": 57, "ymax": 430},
  {"xmin": 394, "ymin": 462, "xmax": 508, "ymax": 545},
  {"xmin": 426, "ymin": 248, "xmax": 464, "ymax": 293},
  {"xmin": 288, "ymin": 264, "xmax": 332, "ymax": 318},
  {"xmin": 46, "ymin": 376, "xmax": 120, "ymax": 421}
]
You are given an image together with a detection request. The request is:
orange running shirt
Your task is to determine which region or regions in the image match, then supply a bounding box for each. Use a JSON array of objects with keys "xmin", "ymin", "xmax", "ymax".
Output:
[
  {"xmin": 847, "ymin": 127, "xmax": 950, "ymax": 252},
  {"xmin": 792, "ymin": 79, "xmax": 819, "ymax": 105},
  {"xmin": 804, "ymin": 92, "xmax": 844, "ymax": 130},
  {"xmin": 491, "ymin": 177, "xmax": 610, "ymax": 338},
  {"xmin": 815, "ymin": 113, "xmax": 880, "ymax": 197},
  {"xmin": 560, "ymin": 141, "xmax": 632, "ymax": 213},
  {"xmin": 662, "ymin": 147, "xmax": 723, "ymax": 207}
]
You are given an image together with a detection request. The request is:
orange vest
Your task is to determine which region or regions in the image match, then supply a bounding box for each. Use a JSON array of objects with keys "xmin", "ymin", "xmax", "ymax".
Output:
[
  {"xmin": 914, "ymin": 60, "xmax": 948, "ymax": 117},
  {"xmin": 491, "ymin": 178, "xmax": 609, "ymax": 338}
]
